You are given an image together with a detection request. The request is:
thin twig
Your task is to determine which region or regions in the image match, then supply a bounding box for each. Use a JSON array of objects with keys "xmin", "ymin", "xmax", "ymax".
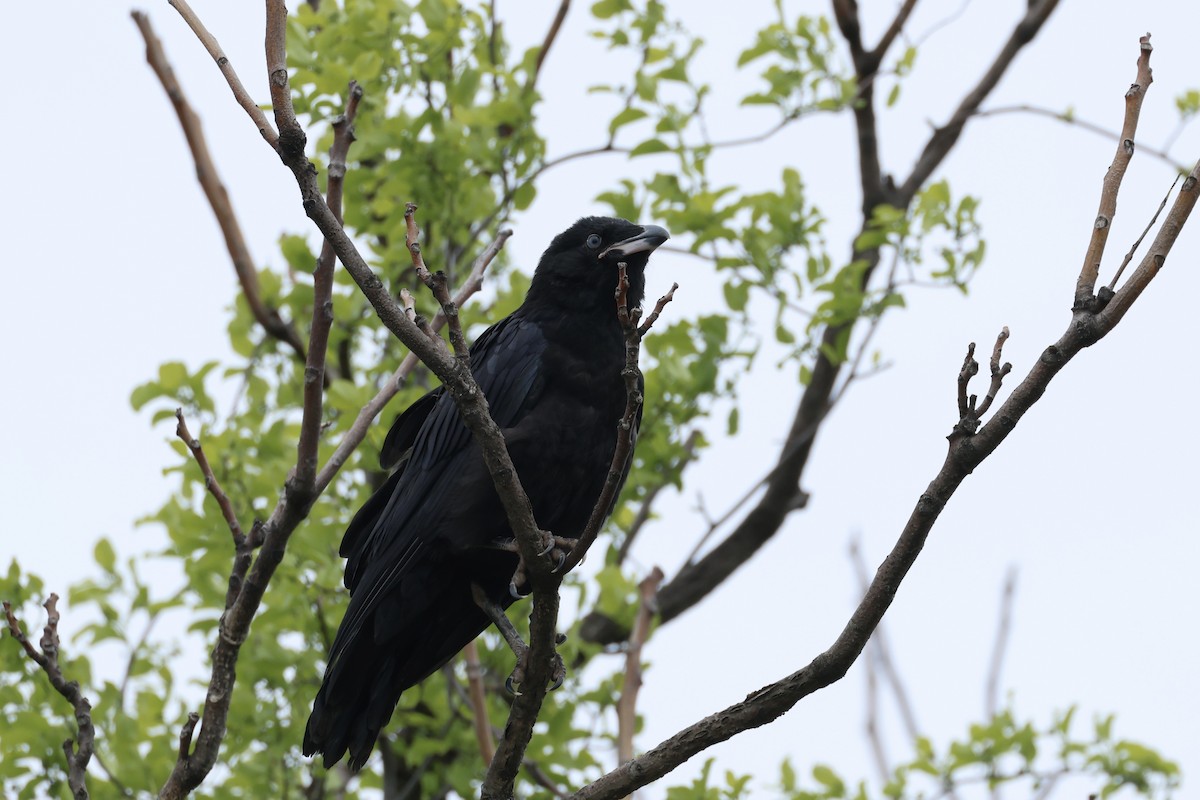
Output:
[
  {"xmin": 463, "ymin": 640, "xmax": 496, "ymax": 763},
  {"xmin": 4, "ymin": 595, "xmax": 95, "ymax": 800},
  {"xmin": 298, "ymin": 81, "xmax": 361, "ymax": 492},
  {"xmin": 971, "ymin": 104, "xmax": 1185, "ymax": 172},
  {"xmin": 174, "ymin": 409, "xmax": 244, "ymax": 547},
  {"xmin": 405, "ymin": 204, "xmax": 471, "ymax": 361},
  {"xmin": 1106, "ymin": 173, "xmax": 1180, "ymax": 292},
  {"xmin": 166, "ymin": 0, "xmax": 279, "ymax": 148},
  {"xmin": 616, "ymin": 568, "xmax": 664, "ymax": 777},
  {"xmin": 533, "ymin": 0, "xmax": 571, "ymax": 86},
  {"xmin": 984, "ymin": 568, "xmax": 1018, "ymax": 720}
]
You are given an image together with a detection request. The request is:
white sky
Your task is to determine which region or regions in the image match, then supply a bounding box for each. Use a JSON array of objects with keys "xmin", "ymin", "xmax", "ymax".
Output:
[{"xmin": 2, "ymin": 1, "xmax": 1198, "ymax": 797}]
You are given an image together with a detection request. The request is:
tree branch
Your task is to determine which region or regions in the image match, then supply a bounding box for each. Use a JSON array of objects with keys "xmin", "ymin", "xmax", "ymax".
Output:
[
  {"xmin": 899, "ymin": 0, "xmax": 1061, "ymax": 199},
  {"xmin": 533, "ymin": 0, "xmax": 571, "ymax": 87},
  {"xmin": 166, "ymin": 0, "xmax": 280, "ymax": 149},
  {"xmin": 463, "ymin": 640, "xmax": 496, "ymax": 764},
  {"xmin": 569, "ymin": 34, "xmax": 1193, "ymax": 800},
  {"xmin": 481, "ymin": 273, "xmax": 677, "ymax": 800},
  {"xmin": 616, "ymin": 568, "xmax": 664, "ymax": 773},
  {"xmin": 1074, "ymin": 34, "xmax": 1154, "ymax": 310},
  {"xmin": 4, "ymin": 595, "xmax": 95, "ymax": 800},
  {"xmin": 651, "ymin": 0, "xmax": 1060, "ymax": 630},
  {"xmin": 298, "ymin": 81, "xmax": 363, "ymax": 490},
  {"xmin": 971, "ymin": 104, "xmax": 1186, "ymax": 172},
  {"xmin": 132, "ymin": 11, "xmax": 307, "ymax": 362}
]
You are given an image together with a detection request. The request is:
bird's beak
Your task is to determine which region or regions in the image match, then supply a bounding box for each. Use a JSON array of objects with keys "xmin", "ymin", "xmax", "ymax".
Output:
[{"xmin": 598, "ymin": 224, "xmax": 670, "ymax": 260}]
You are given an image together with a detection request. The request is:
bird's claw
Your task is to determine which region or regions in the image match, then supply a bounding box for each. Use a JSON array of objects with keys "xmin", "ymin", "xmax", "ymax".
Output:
[
  {"xmin": 504, "ymin": 641, "xmax": 566, "ymax": 696},
  {"xmin": 509, "ymin": 580, "xmax": 529, "ymax": 600}
]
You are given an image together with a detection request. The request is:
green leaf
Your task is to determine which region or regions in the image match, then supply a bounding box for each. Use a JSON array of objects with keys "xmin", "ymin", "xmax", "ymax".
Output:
[
  {"xmin": 513, "ymin": 181, "xmax": 536, "ymax": 211},
  {"xmin": 608, "ymin": 107, "xmax": 649, "ymax": 136},
  {"xmin": 630, "ymin": 138, "xmax": 671, "ymax": 157},
  {"xmin": 93, "ymin": 539, "xmax": 116, "ymax": 574}
]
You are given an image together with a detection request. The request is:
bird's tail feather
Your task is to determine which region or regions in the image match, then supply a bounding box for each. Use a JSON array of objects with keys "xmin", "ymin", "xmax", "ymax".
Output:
[{"xmin": 302, "ymin": 581, "xmax": 492, "ymax": 770}]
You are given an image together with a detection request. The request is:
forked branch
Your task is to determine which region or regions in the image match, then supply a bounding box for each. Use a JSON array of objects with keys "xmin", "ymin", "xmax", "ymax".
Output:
[{"xmin": 4, "ymin": 595, "xmax": 95, "ymax": 800}]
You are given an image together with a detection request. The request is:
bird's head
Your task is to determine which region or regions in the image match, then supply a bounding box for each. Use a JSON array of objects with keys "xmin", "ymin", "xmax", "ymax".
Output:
[{"xmin": 529, "ymin": 216, "xmax": 670, "ymax": 312}]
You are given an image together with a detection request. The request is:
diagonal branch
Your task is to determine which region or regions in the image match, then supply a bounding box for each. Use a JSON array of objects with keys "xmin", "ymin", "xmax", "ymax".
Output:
[
  {"xmin": 652, "ymin": 0, "xmax": 1060, "ymax": 631},
  {"xmin": 569, "ymin": 33, "xmax": 1193, "ymax": 800},
  {"xmin": 5, "ymin": 595, "xmax": 95, "ymax": 800},
  {"xmin": 533, "ymin": 0, "xmax": 571, "ymax": 87},
  {"xmin": 899, "ymin": 0, "xmax": 1061, "ymax": 199},
  {"xmin": 132, "ymin": 11, "xmax": 307, "ymax": 362}
]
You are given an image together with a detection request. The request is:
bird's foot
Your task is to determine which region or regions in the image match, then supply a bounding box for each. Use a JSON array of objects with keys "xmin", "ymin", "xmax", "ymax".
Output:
[
  {"xmin": 506, "ymin": 632, "xmax": 568, "ymax": 696},
  {"xmin": 500, "ymin": 534, "xmax": 580, "ymax": 598}
]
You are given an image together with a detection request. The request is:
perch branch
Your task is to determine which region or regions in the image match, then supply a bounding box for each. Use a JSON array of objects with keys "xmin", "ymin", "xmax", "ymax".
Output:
[
  {"xmin": 481, "ymin": 273, "xmax": 677, "ymax": 800},
  {"xmin": 4, "ymin": 595, "xmax": 95, "ymax": 800}
]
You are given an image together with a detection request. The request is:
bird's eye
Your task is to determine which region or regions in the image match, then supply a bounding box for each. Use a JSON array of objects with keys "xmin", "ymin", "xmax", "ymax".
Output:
[{"xmin": 586, "ymin": 233, "xmax": 602, "ymax": 249}]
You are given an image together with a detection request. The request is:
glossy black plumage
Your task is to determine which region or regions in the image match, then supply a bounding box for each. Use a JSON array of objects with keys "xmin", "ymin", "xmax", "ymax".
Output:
[{"xmin": 303, "ymin": 217, "xmax": 668, "ymax": 770}]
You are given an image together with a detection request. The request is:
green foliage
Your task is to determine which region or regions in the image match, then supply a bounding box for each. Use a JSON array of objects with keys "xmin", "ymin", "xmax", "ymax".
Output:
[
  {"xmin": 666, "ymin": 758, "xmax": 754, "ymax": 800},
  {"xmin": 774, "ymin": 707, "xmax": 1179, "ymax": 800}
]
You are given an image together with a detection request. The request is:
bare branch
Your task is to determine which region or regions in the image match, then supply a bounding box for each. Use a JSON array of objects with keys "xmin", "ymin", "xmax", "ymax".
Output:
[
  {"xmin": 299, "ymin": 81, "xmax": 364, "ymax": 489},
  {"xmin": 533, "ymin": 0, "xmax": 571, "ymax": 86},
  {"xmin": 174, "ymin": 409, "xmax": 245, "ymax": 548},
  {"xmin": 617, "ymin": 568, "xmax": 664, "ymax": 771},
  {"xmin": 1106, "ymin": 173, "xmax": 1179, "ymax": 292},
  {"xmin": 1094, "ymin": 158, "xmax": 1200, "ymax": 329},
  {"xmin": 166, "ymin": 0, "xmax": 280, "ymax": 148},
  {"xmin": 971, "ymin": 104, "xmax": 1186, "ymax": 172},
  {"xmin": 131, "ymin": 11, "xmax": 306, "ymax": 362},
  {"xmin": 899, "ymin": 0, "xmax": 1062, "ymax": 199},
  {"xmin": 482, "ymin": 274, "xmax": 677, "ymax": 800},
  {"xmin": 985, "ymin": 568, "xmax": 1018, "ymax": 720},
  {"xmin": 868, "ymin": 0, "xmax": 919, "ymax": 67},
  {"xmin": 463, "ymin": 640, "xmax": 496, "ymax": 764},
  {"xmin": 405, "ymin": 204, "xmax": 471, "ymax": 361},
  {"xmin": 1074, "ymin": 34, "xmax": 1154, "ymax": 309},
  {"xmin": 4, "ymin": 595, "xmax": 95, "ymax": 800}
]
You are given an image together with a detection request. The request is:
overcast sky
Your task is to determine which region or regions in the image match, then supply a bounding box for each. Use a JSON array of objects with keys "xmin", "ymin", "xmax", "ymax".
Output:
[{"xmin": 2, "ymin": 1, "xmax": 1198, "ymax": 797}]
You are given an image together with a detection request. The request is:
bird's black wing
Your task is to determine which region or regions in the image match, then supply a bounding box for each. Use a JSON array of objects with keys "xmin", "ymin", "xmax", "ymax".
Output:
[
  {"xmin": 329, "ymin": 311, "xmax": 546, "ymax": 667},
  {"xmin": 337, "ymin": 387, "xmax": 442, "ymax": 592}
]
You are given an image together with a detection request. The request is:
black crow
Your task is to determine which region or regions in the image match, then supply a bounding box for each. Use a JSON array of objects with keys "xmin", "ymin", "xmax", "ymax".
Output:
[{"xmin": 303, "ymin": 217, "xmax": 669, "ymax": 770}]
